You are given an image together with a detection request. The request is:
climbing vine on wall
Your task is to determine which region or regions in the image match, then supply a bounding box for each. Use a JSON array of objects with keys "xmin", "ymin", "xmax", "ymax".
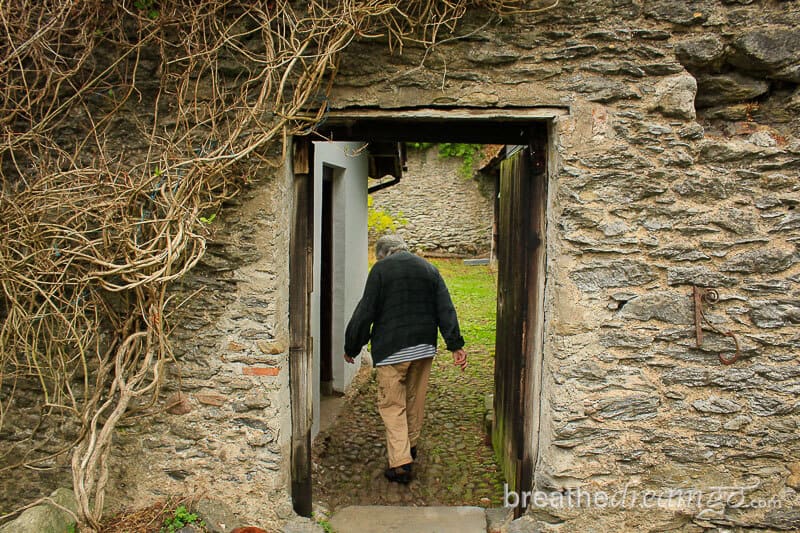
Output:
[
  {"xmin": 0, "ymin": 1, "xmax": 557, "ymax": 530},
  {"xmin": 409, "ymin": 142, "xmax": 485, "ymax": 178}
]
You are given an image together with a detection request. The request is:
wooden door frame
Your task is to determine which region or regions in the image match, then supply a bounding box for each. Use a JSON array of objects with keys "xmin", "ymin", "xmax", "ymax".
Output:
[
  {"xmin": 288, "ymin": 107, "xmax": 564, "ymax": 515},
  {"xmin": 289, "ymin": 137, "xmax": 314, "ymax": 517},
  {"xmin": 522, "ymin": 128, "xmax": 549, "ymax": 515}
]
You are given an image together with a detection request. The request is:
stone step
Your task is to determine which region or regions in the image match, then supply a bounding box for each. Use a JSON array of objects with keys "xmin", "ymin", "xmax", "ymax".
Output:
[{"xmin": 329, "ymin": 505, "xmax": 487, "ymax": 533}]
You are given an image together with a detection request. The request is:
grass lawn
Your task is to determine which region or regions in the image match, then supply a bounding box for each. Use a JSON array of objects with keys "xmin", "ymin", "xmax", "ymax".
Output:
[{"xmin": 431, "ymin": 257, "xmax": 497, "ymax": 353}]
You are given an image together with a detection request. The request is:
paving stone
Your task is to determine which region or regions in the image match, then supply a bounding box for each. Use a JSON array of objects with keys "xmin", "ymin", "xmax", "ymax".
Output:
[
  {"xmin": 312, "ymin": 348, "xmax": 504, "ymax": 512},
  {"xmin": 329, "ymin": 505, "xmax": 487, "ymax": 533},
  {"xmin": 282, "ymin": 516, "xmax": 324, "ymax": 533}
]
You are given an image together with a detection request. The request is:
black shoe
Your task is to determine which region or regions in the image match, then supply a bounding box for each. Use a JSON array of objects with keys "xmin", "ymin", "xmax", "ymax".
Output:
[
  {"xmin": 384, "ymin": 463, "xmax": 412, "ymax": 484},
  {"xmin": 411, "ymin": 446, "xmax": 418, "ymax": 460}
]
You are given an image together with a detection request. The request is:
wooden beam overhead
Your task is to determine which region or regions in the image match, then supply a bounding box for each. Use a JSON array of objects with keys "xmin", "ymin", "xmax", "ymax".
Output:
[{"xmin": 307, "ymin": 107, "xmax": 563, "ymax": 144}]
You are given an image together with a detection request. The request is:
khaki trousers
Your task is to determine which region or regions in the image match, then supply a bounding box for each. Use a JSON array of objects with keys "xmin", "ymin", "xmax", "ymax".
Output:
[{"xmin": 376, "ymin": 357, "xmax": 433, "ymax": 468}]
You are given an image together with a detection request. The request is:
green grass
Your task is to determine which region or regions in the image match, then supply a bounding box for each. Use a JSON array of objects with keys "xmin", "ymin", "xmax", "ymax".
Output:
[{"xmin": 430, "ymin": 258, "xmax": 497, "ymax": 352}]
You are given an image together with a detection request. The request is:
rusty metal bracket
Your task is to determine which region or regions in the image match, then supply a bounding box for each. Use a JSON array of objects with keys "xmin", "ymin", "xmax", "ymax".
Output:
[{"xmin": 693, "ymin": 286, "xmax": 741, "ymax": 365}]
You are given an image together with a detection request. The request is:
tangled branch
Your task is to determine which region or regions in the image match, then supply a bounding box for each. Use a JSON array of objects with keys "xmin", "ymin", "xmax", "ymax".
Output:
[{"xmin": 0, "ymin": 0, "xmax": 551, "ymax": 530}]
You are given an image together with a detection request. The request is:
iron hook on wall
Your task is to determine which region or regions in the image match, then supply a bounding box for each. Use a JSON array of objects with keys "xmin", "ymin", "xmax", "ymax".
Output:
[{"xmin": 693, "ymin": 286, "xmax": 741, "ymax": 365}]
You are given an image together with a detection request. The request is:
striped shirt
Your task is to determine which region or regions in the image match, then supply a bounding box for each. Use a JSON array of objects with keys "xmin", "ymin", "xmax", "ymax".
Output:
[{"xmin": 376, "ymin": 343, "xmax": 436, "ymax": 366}]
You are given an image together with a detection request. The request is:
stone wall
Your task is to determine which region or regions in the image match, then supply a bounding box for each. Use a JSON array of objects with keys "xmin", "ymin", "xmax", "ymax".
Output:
[
  {"xmin": 2, "ymin": 32, "xmax": 296, "ymax": 528},
  {"xmin": 329, "ymin": 1, "xmax": 800, "ymax": 530},
  {"xmin": 3, "ymin": 1, "xmax": 800, "ymax": 531},
  {"xmin": 103, "ymin": 166, "xmax": 296, "ymax": 529},
  {"xmin": 0, "ymin": 383, "xmax": 77, "ymax": 509},
  {"xmin": 370, "ymin": 145, "xmax": 494, "ymax": 256},
  {"xmin": 0, "ymin": 6, "xmax": 306, "ymax": 526}
]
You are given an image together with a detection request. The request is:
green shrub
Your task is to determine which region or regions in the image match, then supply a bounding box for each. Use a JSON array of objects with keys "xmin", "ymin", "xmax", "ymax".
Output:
[
  {"xmin": 161, "ymin": 505, "xmax": 204, "ymax": 533},
  {"xmin": 367, "ymin": 196, "xmax": 406, "ymax": 237}
]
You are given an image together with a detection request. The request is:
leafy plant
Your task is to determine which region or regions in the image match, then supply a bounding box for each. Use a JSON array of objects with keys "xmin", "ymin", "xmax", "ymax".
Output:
[
  {"xmin": 66, "ymin": 524, "xmax": 78, "ymax": 533},
  {"xmin": 407, "ymin": 142, "xmax": 484, "ymax": 178},
  {"xmin": 367, "ymin": 195, "xmax": 406, "ymax": 237},
  {"xmin": 313, "ymin": 512, "xmax": 335, "ymax": 533},
  {"xmin": 160, "ymin": 505, "xmax": 204, "ymax": 533},
  {"xmin": 437, "ymin": 143, "xmax": 484, "ymax": 179},
  {"xmin": 408, "ymin": 142, "xmax": 434, "ymax": 151},
  {"xmin": 134, "ymin": 0, "xmax": 159, "ymax": 19},
  {"xmin": 199, "ymin": 213, "xmax": 216, "ymax": 224}
]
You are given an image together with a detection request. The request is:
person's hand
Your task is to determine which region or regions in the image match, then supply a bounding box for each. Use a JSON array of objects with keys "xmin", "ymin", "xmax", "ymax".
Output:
[
  {"xmin": 452, "ymin": 348, "xmax": 467, "ymax": 371},
  {"xmin": 344, "ymin": 353, "xmax": 355, "ymax": 364}
]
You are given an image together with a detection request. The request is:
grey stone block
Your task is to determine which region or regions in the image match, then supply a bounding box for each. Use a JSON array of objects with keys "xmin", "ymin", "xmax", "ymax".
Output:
[
  {"xmin": 570, "ymin": 261, "xmax": 655, "ymax": 292},
  {"xmin": 653, "ymin": 74, "xmax": 697, "ymax": 120},
  {"xmin": 691, "ymin": 396, "xmax": 743, "ymax": 414},
  {"xmin": 195, "ymin": 498, "xmax": 241, "ymax": 533},
  {"xmin": 592, "ymin": 394, "xmax": 660, "ymax": 421},
  {"xmin": 749, "ymin": 300, "xmax": 800, "ymax": 328},
  {"xmin": 643, "ymin": 0, "xmax": 713, "ymax": 25},
  {"xmin": 729, "ymin": 28, "xmax": 800, "ymax": 76},
  {"xmin": 485, "ymin": 507, "xmax": 513, "ymax": 533},
  {"xmin": 619, "ymin": 292, "xmax": 694, "ymax": 325},
  {"xmin": 675, "ymin": 35, "xmax": 726, "ymax": 70},
  {"xmin": 0, "ymin": 488, "xmax": 77, "ymax": 533},
  {"xmin": 695, "ymin": 73, "xmax": 770, "ymax": 108},
  {"xmin": 720, "ymin": 248, "xmax": 797, "ymax": 274},
  {"xmin": 666, "ymin": 267, "xmax": 737, "ymax": 287},
  {"xmin": 760, "ymin": 507, "xmax": 800, "ymax": 530}
]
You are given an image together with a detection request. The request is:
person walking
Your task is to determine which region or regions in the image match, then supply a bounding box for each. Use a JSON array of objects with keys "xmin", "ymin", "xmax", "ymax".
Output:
[{"xmin": 343, "ymin": 234, "xmax": 468, "ymax": 484}]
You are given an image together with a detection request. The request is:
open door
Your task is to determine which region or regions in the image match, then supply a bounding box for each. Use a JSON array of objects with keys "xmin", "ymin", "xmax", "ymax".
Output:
[
  {"xmin": 493, "ymin": 137, "xmax": 547, "ymax": 516},
  {"xmin": 311, "ymin": 142, "xmax": 369, "ymax": 437}
]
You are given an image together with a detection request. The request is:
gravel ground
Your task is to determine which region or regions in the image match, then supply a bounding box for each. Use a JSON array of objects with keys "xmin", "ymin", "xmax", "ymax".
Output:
[{"xmin": 312, "ymin": 346, "xmax": 504, "ymax": 511}]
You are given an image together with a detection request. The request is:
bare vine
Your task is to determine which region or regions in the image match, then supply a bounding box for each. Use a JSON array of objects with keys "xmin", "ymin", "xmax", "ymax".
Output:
[{"xmin": 0, "ymin": 0, "xmax": 553, "ymax": 530}]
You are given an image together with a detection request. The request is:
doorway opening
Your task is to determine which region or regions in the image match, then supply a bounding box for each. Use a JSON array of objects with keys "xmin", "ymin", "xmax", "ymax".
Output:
[
  {"xmin": 317, "ymin": 165, "xmax": 348, "ymax": 438},
  {"xmin": 289, "ymin": 108, "xmax": 562, "ymax": 518},
  {"xmin": 320, "ymin": 167, "xmax": 334, "ymax": 398}
]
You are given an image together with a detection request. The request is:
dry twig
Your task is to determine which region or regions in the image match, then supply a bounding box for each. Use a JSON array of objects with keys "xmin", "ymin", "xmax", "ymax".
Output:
[{"xmin": 0, "ymin": 1, "xmax": 551, "ymax": 530}]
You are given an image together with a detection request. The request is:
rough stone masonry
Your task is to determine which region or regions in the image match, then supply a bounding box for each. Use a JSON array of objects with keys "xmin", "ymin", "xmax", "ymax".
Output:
[
  {"xmin": 2, "ymin": 1, "xmax": 800, "ymax": 532},
  {"xmin": 371, "ymin": 145, "xmax": 495, "ymax": 256},
  {"xmin": 314, "ymin": 1, "xmax": 800, "ymax": 530}
]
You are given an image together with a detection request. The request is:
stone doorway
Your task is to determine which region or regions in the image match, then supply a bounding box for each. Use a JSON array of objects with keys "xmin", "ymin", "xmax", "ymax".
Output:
[{"xmin": 288, "ymin": 107, "xmax": 565, "ymax": 518}]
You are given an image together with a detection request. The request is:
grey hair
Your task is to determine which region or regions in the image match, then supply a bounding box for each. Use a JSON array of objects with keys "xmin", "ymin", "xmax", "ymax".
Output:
[{"xmin": 375, "ymin": 234, "xmax": 408, "ymax": 260}]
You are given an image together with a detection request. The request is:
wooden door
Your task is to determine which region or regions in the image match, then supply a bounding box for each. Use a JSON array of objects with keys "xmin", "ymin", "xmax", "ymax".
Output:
[{"xmin": 493, "ymin": 137, "xmax": 547, "ymax": 516}]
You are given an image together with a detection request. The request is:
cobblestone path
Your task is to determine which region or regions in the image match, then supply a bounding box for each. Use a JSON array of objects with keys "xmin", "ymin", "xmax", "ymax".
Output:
[
  {"xmin": 312, "ymin": 355, "xmax": 504, "ymax": 511},
  {"xmin": 312, "ymin": 259, "xmax": 505, "ymax": 512}
]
